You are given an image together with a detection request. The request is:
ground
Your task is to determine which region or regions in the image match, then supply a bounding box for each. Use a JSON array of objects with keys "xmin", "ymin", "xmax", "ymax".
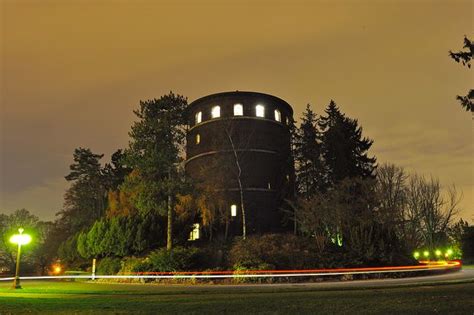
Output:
[{"xmin": 0, "ymin": 276, "xmax": 473, "ymax": 314}]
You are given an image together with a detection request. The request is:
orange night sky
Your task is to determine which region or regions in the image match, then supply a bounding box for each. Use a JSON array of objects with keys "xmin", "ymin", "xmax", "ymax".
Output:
[{"xmin": 1, "ymin": 0, "xmax": 472, "ymax": 222}]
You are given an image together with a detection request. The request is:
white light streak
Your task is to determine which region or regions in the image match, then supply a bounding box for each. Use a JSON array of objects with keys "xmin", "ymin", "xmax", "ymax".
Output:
[{"xmin": 0, "ymin": 263, "xmax": 460, "ymax": 281}]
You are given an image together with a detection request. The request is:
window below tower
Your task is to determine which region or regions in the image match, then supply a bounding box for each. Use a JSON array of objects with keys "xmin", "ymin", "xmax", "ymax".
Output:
[
  {"xmin": 233, "ymin": 104, "xmax": 243, "ymax": 116},
  {"xmin": 196, "ymin": 134, "xmax": 200, "ymax": 144},
  {"xmin": 188, "ymin": 223, "xmax": 200, "ymax": 241},
  {"xmin": 231, "ymin": 204, "xmax": 237, "ymax": 217},
  {"xmin": 256, "ymin": 104, "xmax": 265, "ymax": 117},
  {"xmin": 274, "ymin": 109, "xmax": 281, "ymax": 122},
  {"xmin": 195, "ymin": 111, "xmax": 202, "ymax": 124},
  {"xmin": 211, "ymin": 106, "xmax": 220, "ymax": 118}
]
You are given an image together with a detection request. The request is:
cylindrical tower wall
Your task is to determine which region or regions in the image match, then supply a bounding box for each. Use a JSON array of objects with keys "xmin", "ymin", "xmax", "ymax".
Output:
[{"xmin": 185, "ymin": 91, "xmax": 294, "ymax": 235}]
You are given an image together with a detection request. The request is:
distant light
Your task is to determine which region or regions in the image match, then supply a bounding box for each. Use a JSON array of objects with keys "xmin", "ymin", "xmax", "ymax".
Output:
[
  {"xmin": 54, "ymin": 266, "xmax": 62, "ymax": 274},
  {"xmin": 256, "ymin": 105, "xmax": 265, "ymax": 118},
  {"xmin": 231, "ymin": 204, "xmax": 237, "ymax": 217},
  {"xmin": 423, "ymin": 250, "xmax": 430, "ymax": 257},
  {"xmin": 435, "ymin": 250, "xmax": 442, "ymax": 257},
  {"xmin": 446, "ymin": 249, "xmax": 453, "ymax": 256},
  {"xmin": 413, "ymin": 251, "xmax": 420, "ymax": 259},
  {"xmin": 196, "ymin": 134, "xmax": 200, "ymax": 144},
  {"xmin": 10, "ymin": 234, "xmax": 31, "ymax": 245}
]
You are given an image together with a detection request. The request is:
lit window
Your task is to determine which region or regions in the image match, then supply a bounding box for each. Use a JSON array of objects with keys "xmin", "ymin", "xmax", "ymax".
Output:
[
  {"xmin": 211, "ymin": 106, "xmax": 220, "ymax": 118},
  {"xmin": 188, "ymin": 223, "xmax": 200, "ymax": 241},
  {"xmin": 234, "ymin": 104, "xmax": 243, "ymax": 116},
  {"xmin": 195, "ymin": 111, "xmax": 202, "ymax": 124},
  {"xmin": 231, "ymin": 204, "xmax": 237, "ymax": 217},
  {"xmin": 274, "ymin": 109, "xmax": 281, "ymax": 122},
  {"xmin": 196, "ymin": 134, "xmax": 200, "ymax": 144},
  {"xmin": 256, "ymin": 104, "xmax": 264, "ymax": 117}
]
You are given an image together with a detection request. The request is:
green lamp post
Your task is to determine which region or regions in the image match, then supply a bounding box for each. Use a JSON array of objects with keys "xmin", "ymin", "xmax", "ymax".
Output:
[{"xmin": 10, "ymin": 228, "xmax": 32, "ymax": 289}]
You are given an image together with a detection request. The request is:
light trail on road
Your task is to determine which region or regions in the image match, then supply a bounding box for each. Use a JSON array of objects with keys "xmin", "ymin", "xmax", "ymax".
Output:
[{"xmin": 0, "ymin": 261, "xmax": 462, "ymax": 281}]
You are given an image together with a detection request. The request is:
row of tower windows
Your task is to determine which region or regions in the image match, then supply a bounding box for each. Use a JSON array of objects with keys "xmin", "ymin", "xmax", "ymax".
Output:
[{"xmin": 194, "ymin": 104, "xmax": 282, "ymax": 125}]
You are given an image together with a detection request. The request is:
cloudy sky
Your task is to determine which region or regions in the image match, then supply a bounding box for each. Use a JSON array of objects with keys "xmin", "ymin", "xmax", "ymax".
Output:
[{"xmin": 1, "ymin": 0, "xmax": 472, "ymax": 222}]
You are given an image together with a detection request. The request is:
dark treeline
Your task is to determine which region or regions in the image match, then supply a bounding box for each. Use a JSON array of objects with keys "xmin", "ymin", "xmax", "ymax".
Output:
[{"xmin": 1, "ymin": 93, "xmax": 472, "ymax": 276}]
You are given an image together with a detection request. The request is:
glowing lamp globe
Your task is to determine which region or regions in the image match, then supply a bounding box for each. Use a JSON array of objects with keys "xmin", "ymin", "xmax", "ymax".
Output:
[{"xmin": 10, "ymin": 233, "xmax": 32, "ymax": 245}]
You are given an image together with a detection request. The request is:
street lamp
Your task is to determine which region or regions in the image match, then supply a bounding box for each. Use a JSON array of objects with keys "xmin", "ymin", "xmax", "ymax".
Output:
[{"xmin": 9, "ymin": 228, "xmax": 32, "ymax": 289}]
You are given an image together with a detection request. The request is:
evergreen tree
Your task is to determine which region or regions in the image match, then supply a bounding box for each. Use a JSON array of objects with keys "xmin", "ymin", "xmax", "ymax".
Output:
[
  {"xmin": 58, "ymin": 148, "xmax": 108, "ymax": 234},
  {"xmin": 294, "ymin": 104, "xmax": 327, "ymax": 196},
  {"xmin": 123, "ymin": 92, "xmax": 188, "ymax": 250},
  {"xmin": 318, "ymin": 100, "xmax": 376, "ymax": 185}
]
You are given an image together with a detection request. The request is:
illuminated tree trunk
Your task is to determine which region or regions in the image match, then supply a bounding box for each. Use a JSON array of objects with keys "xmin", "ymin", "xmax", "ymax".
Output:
[
  {"xmin": 167, "ymin": 194, "xmax": 173, "ymax": 250},
  {"xmin": 226, "ymin": 130, "xmax": 246, "ymax": 240}
]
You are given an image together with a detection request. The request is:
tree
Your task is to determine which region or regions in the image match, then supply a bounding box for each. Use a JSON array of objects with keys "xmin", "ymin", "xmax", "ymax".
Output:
[
  {"xmin": 318, "ymin": 101, "xmax": 376, "ymax": 186},
  {"xmin": 0, "ymin": 209, "xmax": 51, "ymax": 274},
  {"xmin": 123, "ymin": 92, "xmax": 188, "ymax": 250},
  {"xmin": 293, "ymin": 104, "xmax": 327, "ymax": 197},
  {"xmin": 449, "ymin": 36, "xmax": 473, "ymax": 112},
  {"xmin": 405, "ymin": 175, "xmax": 461, "ymax": 251},
  {"xmin": 292, "ymin": 177, "xmax": 403, "ymax": 264},
  {"xmin": 57, "ymin": 148, "xmax": 108, "ymax": 235}
]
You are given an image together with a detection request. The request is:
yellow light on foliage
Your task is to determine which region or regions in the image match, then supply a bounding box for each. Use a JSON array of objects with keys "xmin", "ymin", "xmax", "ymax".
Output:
[
  {"xmin": 423, "ymin": 250, "xmax": 429, "ymax": 257},
  {"xmin": 413, "ymin": 251, "xmax": 420, "ymax": 259},
  {"xmin": 435, "ymin": 250, "xmax": 442, "ymax": 257},
  {"xmin": 54, "ymin": 266, "xmax": 62, "ymax": 273},
  {"xmin": 10, "ymin": 234, "xmax": 32, "ymax": 245},
  {"xmin": 446, "ymin": 249, "xmax": 453, "ymax": 256}
]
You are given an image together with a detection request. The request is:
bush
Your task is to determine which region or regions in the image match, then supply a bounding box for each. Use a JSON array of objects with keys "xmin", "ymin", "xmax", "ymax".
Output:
[
  {"xmin": 148, "ymin": 246, "xmax": 201, "ymax": 272},
  {"xmin": 96, "ymin": 257, "xmax": 122, "ymax": 275},
  {"xmin": 229, "ymin": 234, "xmax": 322, "ymax": 270}
]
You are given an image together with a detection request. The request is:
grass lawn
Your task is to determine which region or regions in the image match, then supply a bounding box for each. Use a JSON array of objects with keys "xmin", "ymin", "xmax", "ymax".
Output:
[{"xmin": 0, "ymin": 280, "xmax": 473, "ymax": 314}]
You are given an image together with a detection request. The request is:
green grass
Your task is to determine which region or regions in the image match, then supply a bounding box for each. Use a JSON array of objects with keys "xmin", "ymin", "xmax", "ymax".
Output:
[{"xmin": 0, "ymin": 280, "xmax": 473, "ymax": 314}]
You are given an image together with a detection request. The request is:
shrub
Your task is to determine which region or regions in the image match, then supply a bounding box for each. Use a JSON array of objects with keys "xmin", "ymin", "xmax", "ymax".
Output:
[
  {"xmin": 148, "ymin": 246, "xmax": 201, "ymax": 272},
  {"xmin": 97, "ymin": 257, "xmax": 122, "ymax": 275},
  {"xmin": 229, "ymin": 234, "xmax": 322, "ymax": 270}
]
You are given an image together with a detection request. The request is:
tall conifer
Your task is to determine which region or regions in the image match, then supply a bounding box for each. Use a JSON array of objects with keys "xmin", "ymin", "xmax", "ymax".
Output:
[{"xmin": 318, "ymin": 100, "xmax": 376, "ymax": 185}]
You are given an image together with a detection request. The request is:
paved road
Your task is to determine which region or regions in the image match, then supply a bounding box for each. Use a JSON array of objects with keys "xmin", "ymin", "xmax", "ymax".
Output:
[
  {"xmin": 1, "ymin": 268, "xmax": 472, "ymax": 292},
  {"xmin": 218, "ymin": 268, "xmax": 474, "ymax": 290}
]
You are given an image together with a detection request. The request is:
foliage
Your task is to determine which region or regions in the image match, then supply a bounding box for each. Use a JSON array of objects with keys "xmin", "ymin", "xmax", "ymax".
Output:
[
  {"xmin": 96, "ymin": 257, "xmax": 122, "ymax": 275},
  {"xmin": 0, "ymin": 209, "xmax": 49, "ymax": 273},
  {"xmin": 76, "ymin": 213, "xmax": 163, "ymax": 259},
  {"xmin": 123, "ymin": 92, "xmax": 188, "ymax": 249},
  {"xmin": 293, "ymin": 104, "xmax": 327, "ymax": 197},
  {"xmin": 461, "ymin": 226, "xmax": 474, "ymax": 263},
  {"xmin": 449, "ymin": 36, "xmax": 473, "ymax": 112},
  {"xmin": 318, "ymin": 100, "xmax": 377, "ymax": 185},
  {"xmin": 229, "ymin": 234, "xmax": 323, "ymax": 269},
  {"xmin": 147, "ymin": 246, "xmax": 201, "ymax": 272},
  {"xmin": 292, "ymin": 176, "xmax": 413, "ymax": 265},
  {"xmin": 57, "ymin": 148, "xmax": 123, "ymax": 237}
]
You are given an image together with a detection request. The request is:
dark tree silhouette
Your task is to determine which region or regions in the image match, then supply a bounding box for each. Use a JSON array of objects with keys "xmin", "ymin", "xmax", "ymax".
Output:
[
  {"xmin": 449, "ymin": 36, "xmax": 473, "ymax": 112},
  {"xmin": 318, "ymin": 101, "xmax": 377, "ymax": 185}
]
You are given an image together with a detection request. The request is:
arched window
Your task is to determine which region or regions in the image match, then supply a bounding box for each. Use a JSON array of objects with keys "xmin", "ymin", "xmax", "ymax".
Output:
[
  {"xmin": 234, "ymin": 104, "xmax": 243, "ymax": 116},
  {"xmin": 196, "ymin": 134, "xmax": 200, "ymax": 144},
  {"xmin": 231, "ymin": 204, "xmax": 237, "ymax": 217},
  {"xmin": 195, "ymin": 111, "xmax": 202, "ymax": 124},
  {"xmin": 274, "ymin": 109, "xmax": 281, "ymax": 122},
  {"xmin": 256, "ymin": 104, "xmax": 265, "ymax": 117},
  {"xmin": 211, "ymin": 106, "xmax": 220, "ymax": 118}
]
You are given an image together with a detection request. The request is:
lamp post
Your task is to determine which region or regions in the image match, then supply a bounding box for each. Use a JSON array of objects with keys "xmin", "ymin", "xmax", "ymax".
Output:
[{"xmin": 10, "ymin": 228, "xmax": 32, "ymax": 289}]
